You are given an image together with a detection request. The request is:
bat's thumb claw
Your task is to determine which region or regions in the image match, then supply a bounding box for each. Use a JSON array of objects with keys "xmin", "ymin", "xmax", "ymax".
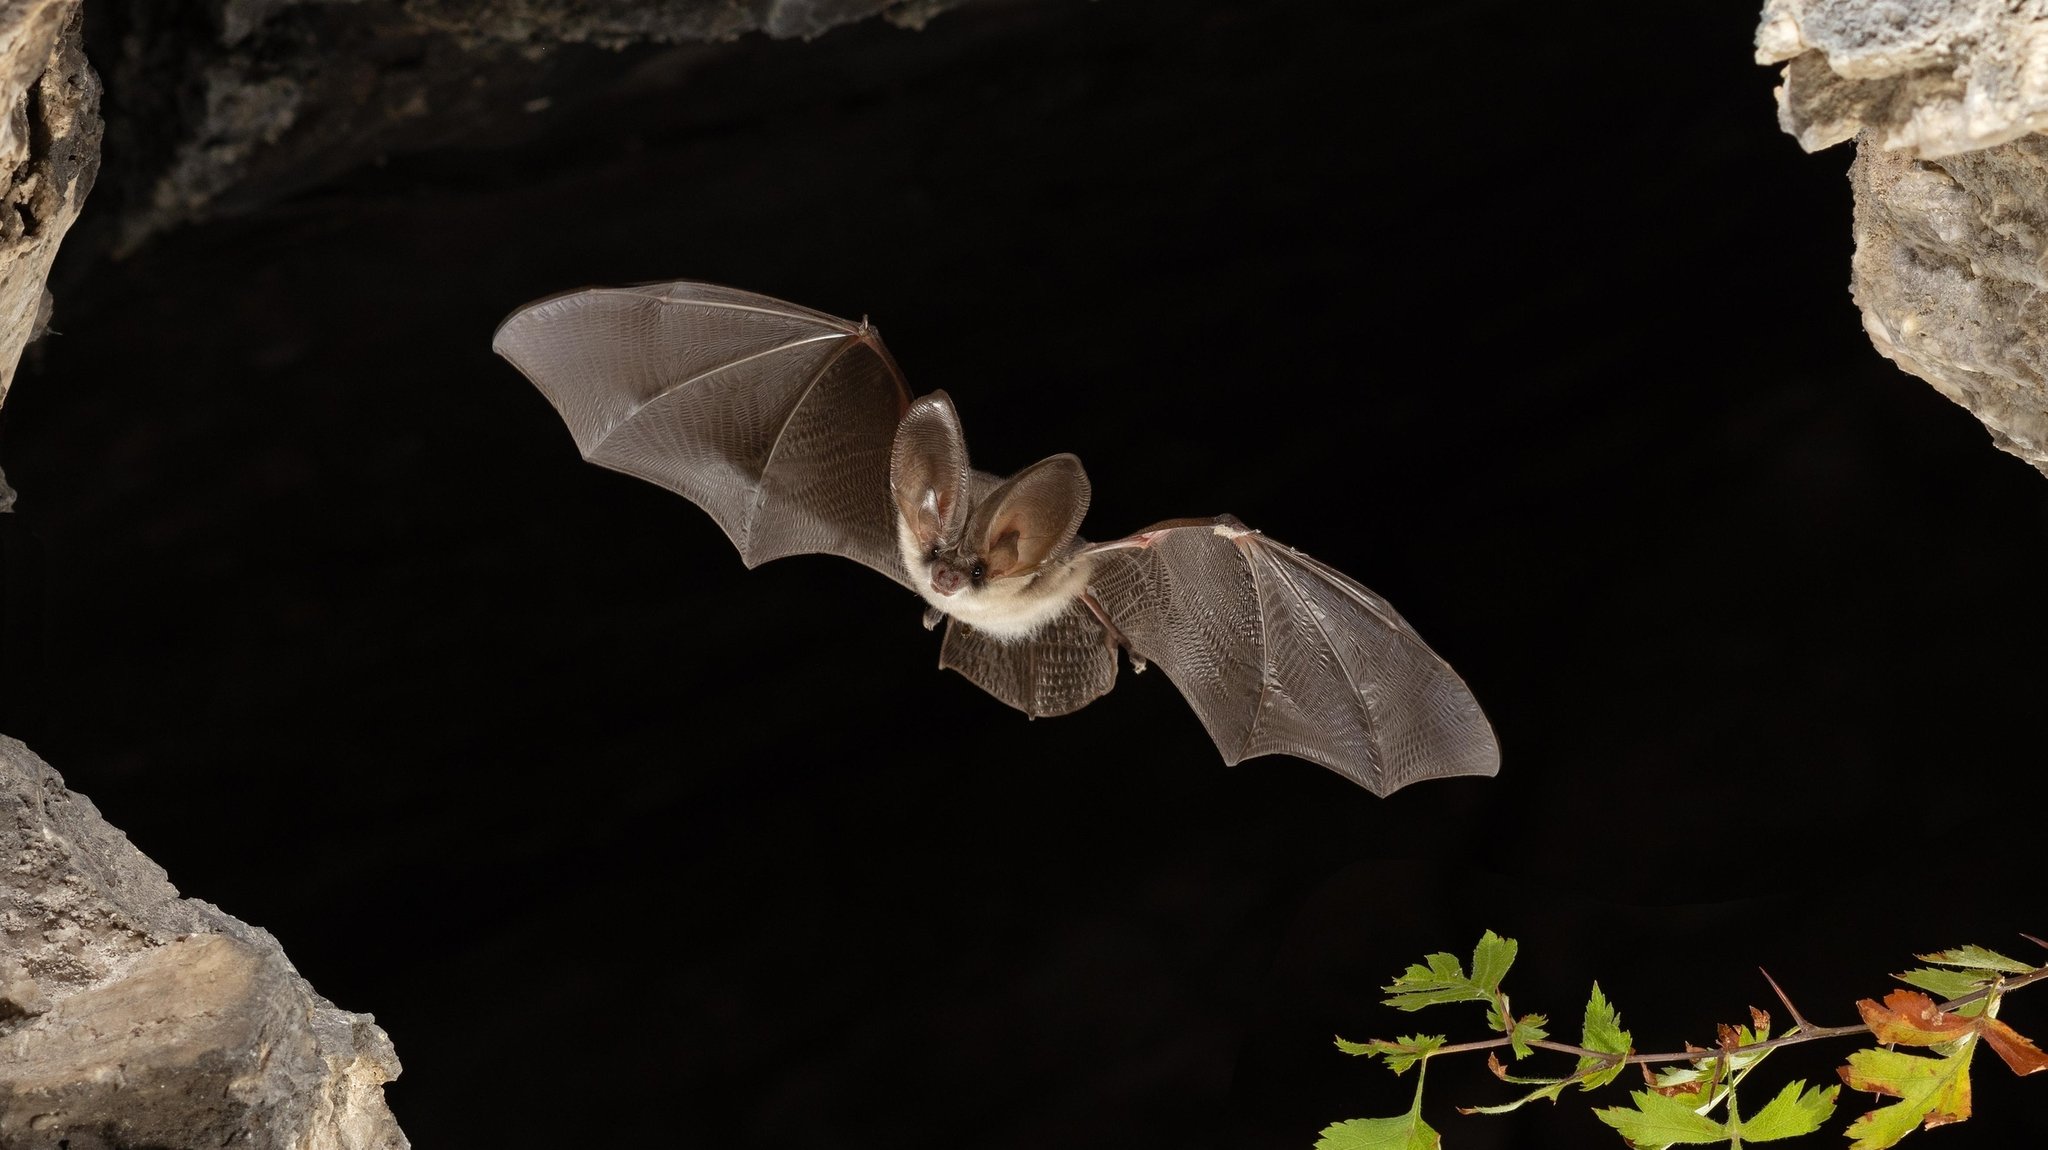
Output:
[
  {"xmin": 1129, "ymin": 653, "xmax": 1149, "ymax": 674},
  {"xmin": 921, "ymin": 605, "xmax": 945, "ymax": 631}
]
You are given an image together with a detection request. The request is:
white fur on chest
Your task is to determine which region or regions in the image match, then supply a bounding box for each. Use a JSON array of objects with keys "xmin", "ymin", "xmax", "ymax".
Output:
[{"xmin": 896, "ymin": 521, "xmax": 1094, "ymax": 641}]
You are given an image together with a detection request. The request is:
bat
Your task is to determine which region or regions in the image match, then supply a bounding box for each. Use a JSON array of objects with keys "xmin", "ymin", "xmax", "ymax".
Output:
[{"xmin": 492, "ymin": 281, "xmax": 1499, "ymax": 795}]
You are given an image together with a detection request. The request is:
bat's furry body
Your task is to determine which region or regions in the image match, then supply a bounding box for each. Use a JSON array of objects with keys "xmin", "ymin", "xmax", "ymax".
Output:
[
  {"xmin": 494, "ymin": 280, "xmax": 1499, "ymax": 795},
  {"xmin": 894, "ymin": 508, "xmax": 1095, "ymax": 642}
]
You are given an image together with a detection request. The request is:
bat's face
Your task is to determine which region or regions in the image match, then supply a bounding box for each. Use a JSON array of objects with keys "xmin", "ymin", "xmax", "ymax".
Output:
[
  {"xmin": 895, "ymin": 514, "xmax": 1096, "ymax": 642},
  {"xmin": 914, "ymin": 527, "xmax": 981, "ymax": 600},
  {"xmin": 889, "ymin": 391, "xmax": 1096, "ymax": 643}
]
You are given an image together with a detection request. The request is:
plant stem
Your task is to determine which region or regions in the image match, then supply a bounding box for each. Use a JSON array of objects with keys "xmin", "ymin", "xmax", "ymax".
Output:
[{"xmin": 1421, "ymin": 964, "xmax": 2046, "ymax": 1070}]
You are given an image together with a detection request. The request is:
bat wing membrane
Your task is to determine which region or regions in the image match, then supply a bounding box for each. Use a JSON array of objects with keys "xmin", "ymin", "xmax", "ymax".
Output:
[
  {"xmin": 493, "ymin": 281, "xmax": 915, "ymax": 588},
  {"xmin": 498, "ymin": 281, "xmax": 1496, "ymax": 793},
  {"xmin": 1082, "ymin": 518, "xmax": 1499, "ymax": 795},
  {"xmin": 938, "ymin": 601, "xmax": 1119, "ymax": 718}
]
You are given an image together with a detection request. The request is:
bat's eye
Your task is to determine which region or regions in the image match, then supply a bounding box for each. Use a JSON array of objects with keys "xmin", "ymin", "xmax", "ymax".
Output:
[
  {"xmin": 970, "ymin": 562, "xmax": 985, "ymax": 584},
  {"xmin": 927, "ymin": 545, "xmax": 940, "ymax": 560}
]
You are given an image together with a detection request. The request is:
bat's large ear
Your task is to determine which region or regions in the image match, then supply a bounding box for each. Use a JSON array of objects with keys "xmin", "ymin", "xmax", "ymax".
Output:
[
  {"xmin": 890, "ymin": 391, "xmax": 971, "ymax": 551},
  {"xmin": 970, "ymin": 454, "xmax": 1089, "ymax": 580}
]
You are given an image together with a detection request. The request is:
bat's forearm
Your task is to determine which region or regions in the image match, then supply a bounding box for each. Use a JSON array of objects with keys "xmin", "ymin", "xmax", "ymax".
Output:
[{"xmin": 1080, "ymin": 590, "xmax": 1146, "ymax": 674}]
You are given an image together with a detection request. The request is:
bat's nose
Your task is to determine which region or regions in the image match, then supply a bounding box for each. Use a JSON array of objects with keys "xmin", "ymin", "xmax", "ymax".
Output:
[{"xmin": 930, "ymin": 567, "xmax": 965, "ymax": 596}]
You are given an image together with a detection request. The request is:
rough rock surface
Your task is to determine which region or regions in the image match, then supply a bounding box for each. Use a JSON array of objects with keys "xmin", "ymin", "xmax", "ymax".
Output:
[
  {"xmin": 88, "ymin": 0, "xmax": 980, "ymax": 254},
  {"xmin": 0, "ymin": 736, "xmax": 406, "ymax": 1150},
  {"xmin": 1757, "ymin": 0, "xmax": 2048, "ymax": 157},
  {"xmin": 0, "ymin": 0, "xmax": 97, "ymax": 406},
  {"xmin": 1846, "ymin": 137, "xmax": 2048, "ymax": 473},
  {"xmin": 1757, "ymin": 0, "xmax": 2048, "ymax": 476}
]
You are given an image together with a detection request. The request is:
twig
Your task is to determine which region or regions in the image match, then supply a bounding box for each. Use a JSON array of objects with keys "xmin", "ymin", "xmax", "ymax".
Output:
[{"xmin": 1419, "ymin": 963, "xmax": 2047, "ymax": 1071}]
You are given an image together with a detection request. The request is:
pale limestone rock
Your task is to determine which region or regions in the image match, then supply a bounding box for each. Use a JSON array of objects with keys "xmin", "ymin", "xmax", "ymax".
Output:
[
  {"xmin": 1756, "ymin": 0, "xmax": 2048, "ymax": 157},
  {"xmin": 0, "ymin": 1, "xmax": 98, "ymax": 408},
  {"xmin": 0, "ymin": 736, "xmax": 407, "ymax": 1150},
  {"xmin": 1849, "ymin": 139, "xmax": 2048, "ymax": 472},
  {"xmin": 1758, "ymin": 1, "xmax": 2048, "ymax": 476},
  {"xmin": 0, "ymin": 1, "xmax": 72, "ymax": 169}
]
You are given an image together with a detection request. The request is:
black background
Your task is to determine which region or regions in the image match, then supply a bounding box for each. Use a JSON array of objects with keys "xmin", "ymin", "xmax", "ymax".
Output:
[{"xmin": 4, "ymin": 1, "xmax": 2046, "ymax": 1146}]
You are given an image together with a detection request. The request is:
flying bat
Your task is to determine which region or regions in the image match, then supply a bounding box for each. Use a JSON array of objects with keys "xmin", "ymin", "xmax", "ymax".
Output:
[{"xmin": 492, "ymin": 281, "xmax": 1499, "ymax": 795}]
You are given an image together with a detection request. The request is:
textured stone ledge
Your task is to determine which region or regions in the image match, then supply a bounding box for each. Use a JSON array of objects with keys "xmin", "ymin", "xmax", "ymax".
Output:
[
  {"xmin": 1758, "ymin": 0, "xmax": 2048, "ymax": 476},
  {"xmin": 1, "ymin": 736, "xmax": 406, "ymax": 1150}
]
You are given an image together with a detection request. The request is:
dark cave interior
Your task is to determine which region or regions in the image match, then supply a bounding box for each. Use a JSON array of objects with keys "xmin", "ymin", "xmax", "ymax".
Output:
[{"xmin": 2, "ymin": 1, "xmax": 2045, "ymax": 1145}]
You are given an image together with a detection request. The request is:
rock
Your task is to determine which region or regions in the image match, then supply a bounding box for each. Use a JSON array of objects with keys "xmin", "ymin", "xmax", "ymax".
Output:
[
  {"xmin": 0, "ymin": 735, "xmax": 406, "ymax": 1150},
  {"xmin": 0, "ymin": 0, "xmax": 99, "ymax": 407},
  {"xmin": 1757, "ymin": 1, "xmax": 2048, "ymax": 476},
  {"xmin": 90, "ymin": 0, "xmax": 980, "ymax": 255},
  {"xmin": 1847, "ymin": 137, "xmax": 2048, "ymax": 474},
  {"xmin": 1756, "ymin": 0, "xmax": 2048, "ymax": 157}
]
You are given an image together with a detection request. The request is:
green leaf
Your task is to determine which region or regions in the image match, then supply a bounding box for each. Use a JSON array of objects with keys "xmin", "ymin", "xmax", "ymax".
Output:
[
  {"xmin": 1839, "ymin": 1045, "xmax": 1974, "ymax": 1149},
  {"xmin": 1460, "ymin": 1085, "xmax": 1565, "ymax": 1115},
  {"xmin": 1893, "ymin": 967, "xmax": 1993, "ymax": 1002},
  {"xmin": 1484, "ymin": 1001, "xmax": 1507, "ymax": 1033},
  {"xmin": 1591, "ymin": 1080, "xmax": 1833, "ymax": 1148},
  {"xmin": 1319, "ymin": 1059, "xmax": 1439, "ymax": 1150},
  {"xmin": 1737, "ymin": 1080, "xmax": 1838, "ymax": 1141},
  {"xmin": 1648, "ymin": 1063, "xmax": 1708, "ymax": 1089},
  {"xmin": 1462, "ymin": 992, "xmax": 1629, "ymax": 1118},
  {"xmin": 1314, "ymin": 1115, "xmax": 1439, "ymax": 1150},
  {"xmin": 1384, "ymin": 952, "xmax": 1488, "ymax": 1011},
  {"xmin": 1334, "ymin": 1034, "xmax": 1445, "ymax": 1075},
  {"xmin": 1915, "ymin": 945, "xmax": 2031, "ymax": 974},
  {"xmin": 1460, "ymin": 1078, "xmax": 1572, "ymax": 1115},
  {"xmin": 1383, "ymin": 951, "xmax": 1477, "ymax": 1010},
  {"xmin": 1576, "ymin": 983, "xmax": 1633, "ymax": 1090},
  {"xmin": 1382, "ymin": 932, "xmax": 1519, "ymax": 1012},
  {"xmin": 1508, "ymin": 1012, "xmax": 1549, "ymax": 1060},
  {"xmin": 1470, "ymin": 931, "xmax": 1518, "ymax": 996},
  {"xmin": 1593, "ymin": 1089, "xmax": 1727, "ymax": 1147}
]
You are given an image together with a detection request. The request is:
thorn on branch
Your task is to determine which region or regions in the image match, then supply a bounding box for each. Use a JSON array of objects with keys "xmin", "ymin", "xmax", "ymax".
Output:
[{"xmin": 1761, "ymin": 968, "xmax": 1816, "ymax": 1033}]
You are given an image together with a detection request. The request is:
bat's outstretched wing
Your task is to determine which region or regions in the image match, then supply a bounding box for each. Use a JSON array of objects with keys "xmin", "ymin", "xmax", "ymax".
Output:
[
  {"xmin": 493, "ymin": 281, "xmax": 914, "ymax": 587},
  {"xmin": 938, "ymin": 602, "xmax": 1119, "ymax": 718},
  {"xmin": 1081, "ymin": 517, "xmax": 1498, "ymax": 795}
]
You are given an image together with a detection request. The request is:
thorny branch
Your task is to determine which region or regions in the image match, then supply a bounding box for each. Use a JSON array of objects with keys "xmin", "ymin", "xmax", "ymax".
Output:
[{"xmin": 1422, "ymin": 962, "xmax": 2048, "ymax": 1070}]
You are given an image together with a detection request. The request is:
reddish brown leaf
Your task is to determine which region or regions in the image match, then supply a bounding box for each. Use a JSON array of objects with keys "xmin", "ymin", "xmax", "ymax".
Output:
[
  {"xmin": 1857, "ymin": 990, "xmax": 1971, "ymax": 1046},
  {"xmin": 1859, "ymin": 988, "xmax": 2048, "ymax": 1076},
  {"xmin": 1750, "ymin": 1005, "xmax": 1771, "ymax": 1034},
  {"xmin": 1486, "ymin": 1051, "xmax": 1510, "ymax": 1080},
  {"xmin": 1650, "ymin": 1079, "xmax": 1712, "ymax": 1102},
  {"xmin": 1716, "ymin": 1023, "xmax": 1741, "ymax": 1052},
  {"xmin": 1981, "ymin": 1017, "xmax": 2048, "ymax": 1076}
]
